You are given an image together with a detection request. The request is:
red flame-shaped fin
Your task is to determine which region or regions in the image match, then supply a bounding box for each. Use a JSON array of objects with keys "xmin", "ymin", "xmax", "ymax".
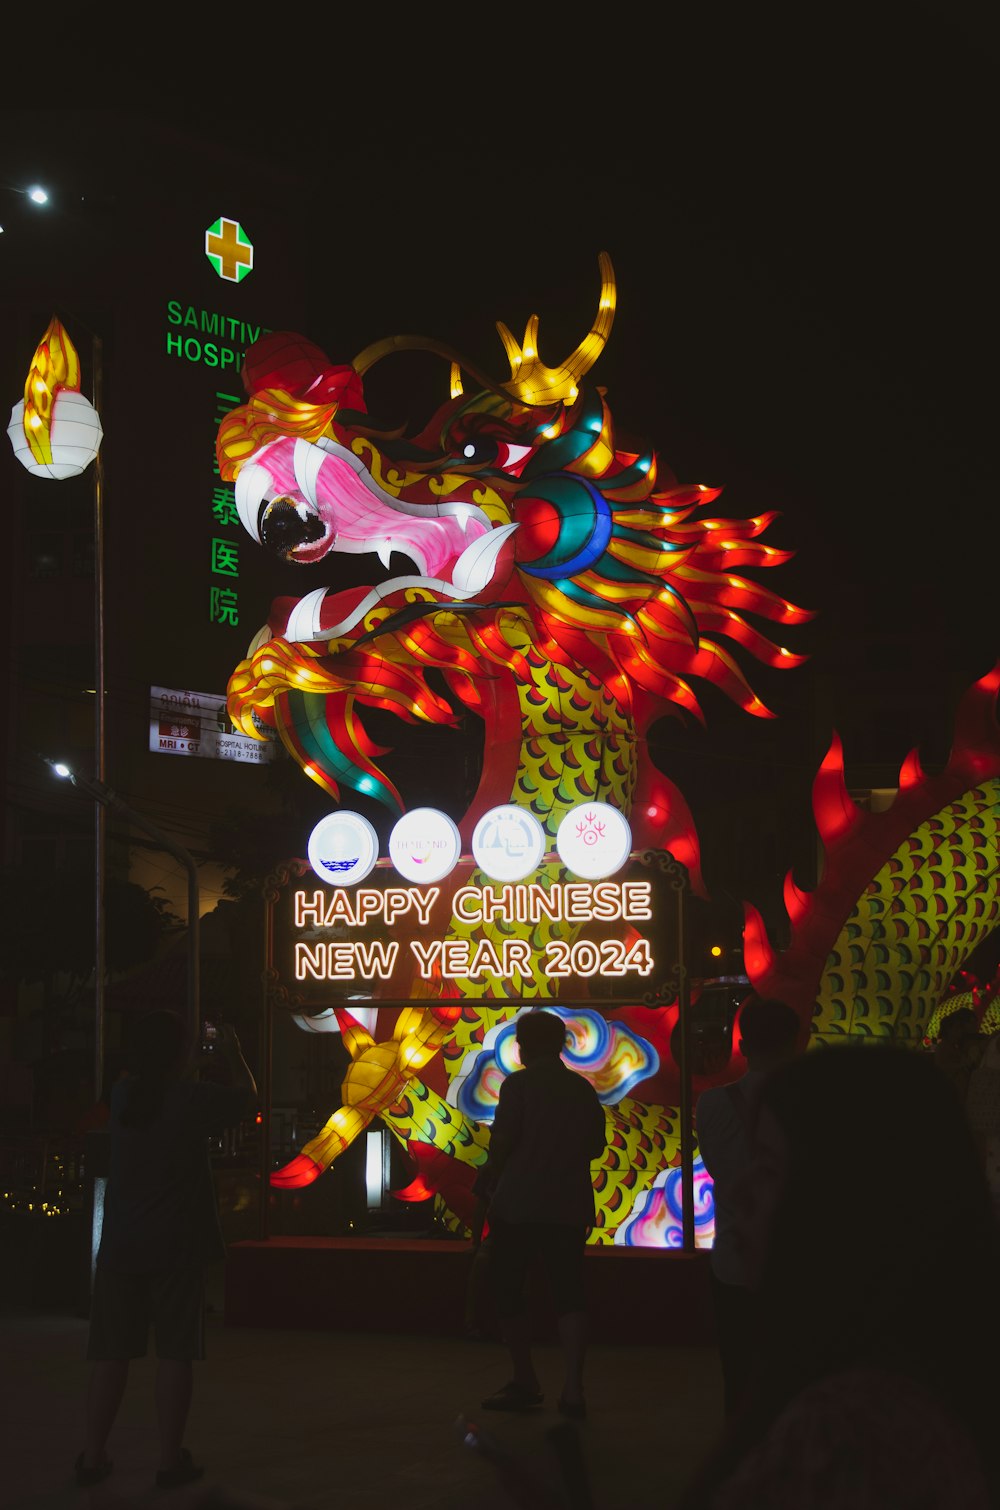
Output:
[
  {"xmin": 783, "ymin": 869, "xmax": 811, "ymax": 926},
  {"xmin": 951, "ymin": 661, "xmax": 1000, "ymax": 783},
  {"xmin": 898, "ymin": 747, "xmax": 924, "ymax": 791},
  {"xmin": 742, "ymin": 901, "xmax": 776, "ymax": 982},
  {"xmin": 812, "ymin": 732, "xmax": 863, "ymax": 849}
]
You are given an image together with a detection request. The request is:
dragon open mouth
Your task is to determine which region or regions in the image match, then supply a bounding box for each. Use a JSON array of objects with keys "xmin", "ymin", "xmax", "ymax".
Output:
[{"xmin": 235, "ymin": 435, "xmax": 519, "ymax": 642}]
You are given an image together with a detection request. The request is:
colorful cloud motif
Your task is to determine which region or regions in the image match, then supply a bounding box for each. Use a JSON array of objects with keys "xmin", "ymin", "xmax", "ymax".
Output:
[
  {"xmin": 451, "ymin": 1009, "xmax": 659, "ymax": 1122},
  {"xmin": 613, "ymin": 1156, "xmax": 715, "ymax": 1249}
]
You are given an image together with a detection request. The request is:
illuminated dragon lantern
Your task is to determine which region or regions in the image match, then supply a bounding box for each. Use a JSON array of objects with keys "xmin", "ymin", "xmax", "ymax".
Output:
[
  {"xmin": 744, "ymin": 662, "xmax": 1000, "ymax": 1050},
  {"xmin": 215, "ymin": 254, "xmax": 814, "ymax": 1241}
]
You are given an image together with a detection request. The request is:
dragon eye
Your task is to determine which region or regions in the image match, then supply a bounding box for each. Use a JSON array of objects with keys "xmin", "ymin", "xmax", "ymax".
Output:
[
  {"xmin": 461, "ymin": 437, "xmax": 501, "ymax": 466},
  {"xmin": 258, "ymin": 496, "xmax": 325, "ymax": 561}
]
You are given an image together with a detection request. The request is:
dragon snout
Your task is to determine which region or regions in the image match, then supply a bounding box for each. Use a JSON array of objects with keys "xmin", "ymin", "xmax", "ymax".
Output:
[{"xmin": 260, "ymin": 496, "xmax": 330, "ymax": 562}]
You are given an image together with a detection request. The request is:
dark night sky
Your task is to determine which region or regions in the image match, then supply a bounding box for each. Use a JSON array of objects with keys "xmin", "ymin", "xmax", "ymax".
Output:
[{"xmin": 1, "ymin": 11, "xmax": 994, "ymax": 935}]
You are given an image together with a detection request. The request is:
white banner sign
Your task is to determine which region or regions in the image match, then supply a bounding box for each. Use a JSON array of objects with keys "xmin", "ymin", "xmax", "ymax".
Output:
[{"xmin": 149, "ymin": 686, "xmax": 276, "ymax": 764}]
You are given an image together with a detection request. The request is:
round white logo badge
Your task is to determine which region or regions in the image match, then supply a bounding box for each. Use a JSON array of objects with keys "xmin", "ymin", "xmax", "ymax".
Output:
[
  {"xmin": 471, "ymin": 805, "xmax": 547, "ymax": 882},
  {"xmin": 556, "ymin": 802, "xmax": 633, "ymax": 880},
  {"xmin": 389, "ymin": 808, "xmax": 462, "ymax": 883},
  {"xmin": 307, "ymin": 811, "xmax": 379, "ymax": 886}
]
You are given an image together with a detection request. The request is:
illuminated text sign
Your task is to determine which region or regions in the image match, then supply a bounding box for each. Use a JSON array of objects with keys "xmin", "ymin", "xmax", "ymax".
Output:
[{"xmin": 292, "ymin": 880, "xmax": 655, "ymax": 985}]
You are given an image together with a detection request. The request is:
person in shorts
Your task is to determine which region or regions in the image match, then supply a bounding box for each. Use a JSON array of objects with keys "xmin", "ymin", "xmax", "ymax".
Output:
[
  {"xmin": 477, "ymin": 1009, "xmax": 607, "ymax": 1420},
  {"xmin": 695, "ymin": 994, "xmax": 800, "ymax": 1416},
  {"xmin": 76, "ymin": 1009, "xmax": 256, "ymax": 1490}
]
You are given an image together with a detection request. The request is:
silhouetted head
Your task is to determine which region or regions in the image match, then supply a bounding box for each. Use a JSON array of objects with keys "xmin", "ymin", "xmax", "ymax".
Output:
[
  {"xmin": 677, "ymin": 1045, "xmax": 1000, "ymax": 1508},
  {"xmin": 740, "ymin": 1043, "xmax": 998, "ymax": 1435},
  {"xmin": 516, "ymin": 1010, "xmax": 568, "ymax": 1065},
  {"xmin": 128, "ymin": 1010, "xmax": 187, "ymax": 1077},
  {"xmin": 737, "ymin": 995, "xmax": 801, "ymax": 1070},
  {"xmin": 937, "ymin": 1006, "xmax": 979, "ymax": 1043}
]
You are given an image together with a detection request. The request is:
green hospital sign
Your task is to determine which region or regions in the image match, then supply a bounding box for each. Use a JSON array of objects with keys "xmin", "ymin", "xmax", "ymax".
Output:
[{"xmin": 205, "ymin": 217, "xmax": 254, "ymax": 282}]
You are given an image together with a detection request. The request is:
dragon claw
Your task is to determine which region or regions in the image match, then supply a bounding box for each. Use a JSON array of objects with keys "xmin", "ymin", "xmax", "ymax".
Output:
[{"xmin": 270, "ymin": 1153, "xmax": 324, "ymax": 1189}]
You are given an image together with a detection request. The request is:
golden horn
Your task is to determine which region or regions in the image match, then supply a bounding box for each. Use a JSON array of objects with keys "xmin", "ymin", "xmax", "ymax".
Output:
[
  {"xmin": 498, "ymin": 252, "xmax": 616, "ymax": 406},
  {"xmin": 351, "ymin": 334, "xmax": 508, "ymax": 401}
]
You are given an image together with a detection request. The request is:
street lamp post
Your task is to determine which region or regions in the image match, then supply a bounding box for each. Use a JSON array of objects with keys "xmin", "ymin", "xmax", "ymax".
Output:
[
  {"xmin": 8, "ymin": 313, "xmax": 107, "ymax": 1096},
  {"xmin": 92, "ymin": 335, "xmax": 107, "ymax": 1098}
]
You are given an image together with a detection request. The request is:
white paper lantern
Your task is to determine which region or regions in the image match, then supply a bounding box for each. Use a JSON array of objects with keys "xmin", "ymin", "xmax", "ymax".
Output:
[{"xmin": 7, "ymin": 391, "xmax": 103, "ymax": 479}]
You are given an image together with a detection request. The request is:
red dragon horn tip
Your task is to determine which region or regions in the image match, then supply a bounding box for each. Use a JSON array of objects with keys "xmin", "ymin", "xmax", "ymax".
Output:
[{"xmin": 742, "ymin": 901, "xmax": 775, "ymax": 986}]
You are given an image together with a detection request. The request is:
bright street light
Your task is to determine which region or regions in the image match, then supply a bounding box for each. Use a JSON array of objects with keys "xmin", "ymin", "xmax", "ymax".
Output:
[{"xmin": 28, "ymin": 186, "xmax": 49, "ymax": 205}]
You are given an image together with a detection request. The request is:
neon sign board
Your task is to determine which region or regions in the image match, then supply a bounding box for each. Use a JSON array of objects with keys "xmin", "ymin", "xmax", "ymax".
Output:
[
  {"xmin": 266, "ymin": 850, "xmax": 677, "ymax": 1011},
  {"xmin": 163, "ymin": 295, "xmax": 274, "ymax": 635},
  {"xmin": 280, "ymin": 801, "xmax": 664, "ymax": 1003},
  {"xmin": 293, "ymin": 880, "xmax": 654, "ymax": 985}
]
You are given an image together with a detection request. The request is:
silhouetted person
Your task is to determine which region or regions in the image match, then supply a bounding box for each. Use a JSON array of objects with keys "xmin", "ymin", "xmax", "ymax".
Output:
[
  {"xmin": 76, "ymin": 1011, "xmax": 257, "ymax": 1490},
  {"xmin": 466, "ymin": 1192, "xmax": 495, "ymax": 1341},
  {"xmin": 966, "ymin": 1029, "xmax": 1000, "ymax": 1226},
  {"xmin": 695, "ymin": 995, "xmax": 800, "ymax": 1416},
  {"xmin": 677, "ymin": 1044, "xmax": 1000, "ymax": 1508},
  {"xmin": 477, "ymin": 1009, "xmax": 607, "ymax": 1420},
  {"xmin": 934, "ymin": 1005, "xmax": 983, "ymax": 1103}
]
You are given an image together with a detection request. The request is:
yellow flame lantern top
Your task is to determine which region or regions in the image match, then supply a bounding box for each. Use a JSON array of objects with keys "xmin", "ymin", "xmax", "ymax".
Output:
[{"xmin": 7, "ymin": 317, "xmax": 103, "ymax": 479}]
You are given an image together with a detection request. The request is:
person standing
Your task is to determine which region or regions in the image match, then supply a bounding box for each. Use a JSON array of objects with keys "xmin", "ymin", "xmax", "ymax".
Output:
[
  {"xmin": 677, "ymin": 1044, "xmax": 1000, "ymax": 1509},
  {"xmin": 695, "ymin": 994, "xmax": 800, "ymax": 1417},
  {"xmin": 477, "ymin": 1009, "xmax": 607, "ymax": 1421},
  {"xmin": 933, "ymin": 1006, "xmax": 984, "ymax": 1103},
  {"xmin": 75, "ymin": 1010, "xmax": 257, "ymax": 1490},
  {"xmin": 965, "ymin": 1029, "xmax": 1000, "ymax": 1227}
]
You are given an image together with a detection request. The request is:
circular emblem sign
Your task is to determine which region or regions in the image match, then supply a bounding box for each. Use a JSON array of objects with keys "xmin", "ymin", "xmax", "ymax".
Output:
[
  {"xmin": 307, "ymin": 811, "xmax": 379, "ymax": 886},
  {"xmin": 556, "ymin": 802, "xmax": 633, "ymax": 880},
  {"xmin": 471, "ymin": 805, "xmax": 548, "ymax": 883},
  {"xmin": 389, "ymin": 808, "xmax": 462, "ymax": 883}
]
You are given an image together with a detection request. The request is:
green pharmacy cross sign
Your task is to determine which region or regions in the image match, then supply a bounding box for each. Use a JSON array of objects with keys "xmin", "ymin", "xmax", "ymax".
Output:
[{"xmin": 205, "ymin": 218, "xmax": 254, "ymax": 283}]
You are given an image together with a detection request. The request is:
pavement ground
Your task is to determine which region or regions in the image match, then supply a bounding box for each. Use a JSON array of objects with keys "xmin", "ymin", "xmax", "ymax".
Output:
[{"xmin": 1, "ymin": 1303, "xmax": 723, "ymax": 1510}]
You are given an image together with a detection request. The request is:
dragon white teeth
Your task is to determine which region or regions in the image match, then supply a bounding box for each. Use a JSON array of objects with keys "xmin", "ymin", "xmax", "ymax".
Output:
[
  {"xmin": 293, "ymin": 438, "xmax": 325, "ymax": 511},
  {"xmin": 439, "ymin": 498, "xmax": 492, "ymax": 531},
  {"xmin": 285, "ymin": 587, "xmax": 331, "ymax": 642},
  {"xmin": 376, "ymin": 540, "xmax": 394, "ymax": 570},
  {"xmin": 447, "ymin": 504, "xmax": 474, "ymax": 534},
  {"xmin": 246, "ymin": 622, "xmax": 274, "ymax": 656},
  {"xmin": 280, "ymin": 526, "xmax": 522, "ymax": 644},
  {"xmin": 451, "ymin": 523, "xmax": 520, "ymax": 593}
]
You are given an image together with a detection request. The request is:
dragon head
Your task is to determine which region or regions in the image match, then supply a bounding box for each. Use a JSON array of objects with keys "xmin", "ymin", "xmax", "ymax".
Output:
[{"xmin": 218, "ymin": 255, "xmax": 810, "ymax": 833}]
